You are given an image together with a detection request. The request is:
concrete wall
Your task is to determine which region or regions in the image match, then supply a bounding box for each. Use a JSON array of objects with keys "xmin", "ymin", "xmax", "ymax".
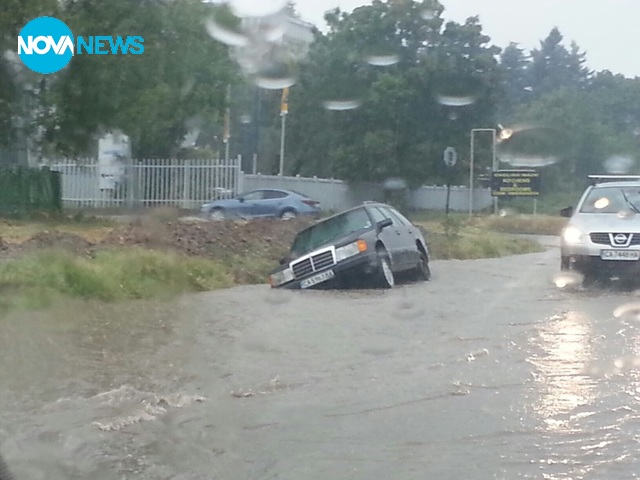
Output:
[
  {"xmin": 241, "ymin": 174, "xmax": 385, "ymax": 211},
  {"xmin": 241, "ymin": 174, "xmax": 493, "ymax": 212}
]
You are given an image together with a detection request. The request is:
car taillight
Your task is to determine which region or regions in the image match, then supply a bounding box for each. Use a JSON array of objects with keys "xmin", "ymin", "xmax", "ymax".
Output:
[{"xmin": 302, "ymin": 199, "xmax": 319, "ymax": 206}]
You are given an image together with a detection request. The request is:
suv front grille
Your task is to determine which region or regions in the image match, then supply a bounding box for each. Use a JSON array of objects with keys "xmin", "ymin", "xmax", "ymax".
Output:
[
  {"xmin": 590, "ymin": 232, "xmax": 640, "ymax": 246},
  {"xmin": 291, "ymin": 249, "xmax": 335, "ymax": 279}
]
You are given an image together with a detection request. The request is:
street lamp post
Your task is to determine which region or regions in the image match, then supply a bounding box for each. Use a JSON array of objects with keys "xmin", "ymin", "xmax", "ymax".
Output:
[{"xmin": 469, "ymin": 128, "xmax": 498, "ymax": 218}]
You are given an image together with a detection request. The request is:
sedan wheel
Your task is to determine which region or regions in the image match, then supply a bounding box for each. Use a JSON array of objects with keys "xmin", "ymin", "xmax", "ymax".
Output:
[
  {"xmin": 210, "ymin": 208, "xmax": 225, "ymax": 221},
  {"xmin": 375, "ymin": 251, "xmax": 395, "ymax": 289},
  {"xmin": 280, "ymin": 209, "xmax": 297, "ymax": 220},
  {"xmin": 415, "ymin": 252, "xmax": 431, "ymax": 281}
]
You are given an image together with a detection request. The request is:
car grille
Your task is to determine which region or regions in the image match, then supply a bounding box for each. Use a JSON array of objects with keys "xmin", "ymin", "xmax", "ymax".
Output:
[
  {"xmin": 590, "ymin": 232, "xmax": 640, "ymax": 246},
  {"xmin": 291, "ymin": 250, "xmax": 335, "ymax": 279}
]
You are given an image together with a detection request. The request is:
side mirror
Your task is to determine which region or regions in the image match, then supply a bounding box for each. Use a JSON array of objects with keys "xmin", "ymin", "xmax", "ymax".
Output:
[
  {"xmin": 238, "ymin": 197, "xmax": 245, "ymax": 203},
  {"xmin": 279, "ymin": 256, "xmax": 289, "ymax": 265},
  {"xmin": 377, "ymin": 218, "xmax": 393, "ymax": 232},
  {"xmin": 560, "ymin": 206, "xmax": 574, "ymax": 218}
]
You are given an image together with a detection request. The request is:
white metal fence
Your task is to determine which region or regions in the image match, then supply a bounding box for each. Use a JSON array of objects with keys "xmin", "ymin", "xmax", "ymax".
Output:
[{"xmin": 49, "ymin": 158, "xmax": 241, "ymax": 209}]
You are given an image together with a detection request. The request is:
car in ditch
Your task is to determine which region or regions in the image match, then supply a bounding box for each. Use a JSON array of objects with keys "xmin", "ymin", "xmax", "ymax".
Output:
[
  {"xmin": 268, "ymin": 202, "xmax": 431, "ymax": 289},
  {"xmin": 200, "ymin": 188, "xmax": 321, "ymax": 220},
  {"xmin": 560, "ymin": 175, "xmax": 640, "ymax": 284}
]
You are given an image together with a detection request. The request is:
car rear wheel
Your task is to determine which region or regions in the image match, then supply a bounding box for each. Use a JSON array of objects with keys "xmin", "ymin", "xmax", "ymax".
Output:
[
  {"xmin": 280, "ymin": 209, "xmax": 297, "ymax": 220},
  {"xmin": 414, "ymin": 251, "xmax": 431, "ymax": 281},
  {"xmin": 210, "ymin": 208, "xmax": 225, "ymax": 221},
  {"xmin": 375, "ymin": 249, "xmax": 395, "ymax": 289}
]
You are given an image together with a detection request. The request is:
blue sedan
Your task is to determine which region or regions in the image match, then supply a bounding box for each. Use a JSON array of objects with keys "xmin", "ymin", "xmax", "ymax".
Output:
[{"xmin": 200, "ymin": 188, "xmax": 321, "ymax": 220}]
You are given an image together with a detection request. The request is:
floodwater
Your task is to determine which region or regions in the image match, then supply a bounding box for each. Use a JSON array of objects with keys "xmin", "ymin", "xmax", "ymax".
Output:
[{"xmin": 2, "ymin": 241, "xmax": 640, "ymax": 479}]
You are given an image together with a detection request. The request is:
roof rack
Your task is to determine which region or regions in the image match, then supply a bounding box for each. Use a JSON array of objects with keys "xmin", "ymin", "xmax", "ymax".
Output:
[{"xmin": 588, "ymin": 175, "xmax": 640, "ymax": 185}]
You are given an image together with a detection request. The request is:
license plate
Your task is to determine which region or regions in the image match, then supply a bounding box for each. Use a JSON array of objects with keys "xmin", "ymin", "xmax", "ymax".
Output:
[
  {"xmin": 600, "ymin": 250, "xmax": 640, "ymax": 261},
  {"xmin": 300, "ymin": 269, "xmax": 335, "ymax": 289}
]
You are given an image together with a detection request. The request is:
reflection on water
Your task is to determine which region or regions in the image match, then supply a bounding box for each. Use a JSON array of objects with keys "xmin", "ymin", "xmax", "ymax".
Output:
[{"xmin": 529, "ymin": 311, "xmax": 596, "ymax": 432}]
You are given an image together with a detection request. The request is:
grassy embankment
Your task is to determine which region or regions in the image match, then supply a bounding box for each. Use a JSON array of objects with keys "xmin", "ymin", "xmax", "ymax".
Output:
[{"xmin": 0, "ymin": 210, "xmax": 567, "ymax": 312}]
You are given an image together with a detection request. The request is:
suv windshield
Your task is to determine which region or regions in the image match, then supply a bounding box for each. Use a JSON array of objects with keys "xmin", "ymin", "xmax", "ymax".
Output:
[
  {"xmin": 580, "ymin": 186, "xmax": 640, "ymax": 213},
  {"xmin": 291, "ymin": 208, "xmax": 372, "ymax": 255}
]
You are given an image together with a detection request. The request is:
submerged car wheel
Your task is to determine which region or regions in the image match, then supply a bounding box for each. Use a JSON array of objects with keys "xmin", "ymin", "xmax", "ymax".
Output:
[
  {"xmin": 375, "ymin": 249, "xmax": 395, "ymax": 289},
  {"xmin": 415, "ymin": 251, "xmax": 431, "ymax": 281},
  {"xmin": 210, "ymin": 208, "xmax": 225, "ymax": 221},
  {"xmin": 280, "ymin": 209, "xmax": 297, "ymax": 220}
]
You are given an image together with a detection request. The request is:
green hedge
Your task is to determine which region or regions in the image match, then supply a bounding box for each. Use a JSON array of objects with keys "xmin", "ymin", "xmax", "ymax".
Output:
[{"xmin": 0, "ymin": 166, "xmax": 61, "ymax": 214}]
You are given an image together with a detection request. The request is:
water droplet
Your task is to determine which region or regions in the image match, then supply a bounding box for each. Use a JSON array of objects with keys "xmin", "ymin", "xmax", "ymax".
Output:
[
  {"xmin": 617, "ymin": 209, "xmax": 636, "ymax": 219},
  {"xmin": 229, "ymin": 0, "xmax": 287, "ymax": 18},
  {"xmin": 552, "ymin": 271, "xmax": 583, "ymax": 289},
  {"xmin": 383, "ymin": 178, "xmax": 407, "ymax": 190},
  {"xmin": 254, "ymin": 75, "xmax": 295, "ymax": 89},
  {"xmin": 322, "ymin": 100, "xmax": 362, "ymax": 111},
  {"xmin": 614, "ymin": 302, "xmax": 640, "ymax": 321},
  {"xmin": 240, "ymin": 114, "xmax": 252, "ymax": 124},
  {"xmin": 594, "ymin": 197, "xmax": 610, "ymax": 210},
  {"xmin": 448, "ymin": 111, "xmax": 459, "ymax": 121},
  {"xmin": 497, "ymin": 125, "xmax": 564, "ymax": 167},
  {"xmin": 435, "ymin": 95, "xmax": 476, "ymax": 107},
  {"xmin": 366, "ymin": 54, "xmax": 399, "ymax": 67},
  {"xmin": 205, "ymin": 19, "xmax": 248, "ymax": 47},
  {"xmin": 420, "ymin": 8, "xmax": 437, "ymax": 20},
  {"xmin": 604, "ymin": 155, "xmax": 635, "ymax": 174}
]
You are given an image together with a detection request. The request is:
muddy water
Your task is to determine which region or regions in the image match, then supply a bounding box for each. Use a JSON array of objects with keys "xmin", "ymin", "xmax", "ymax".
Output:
[{"xmin": 2, "ymin": 244, "xmax": 640, "ymax": 479}]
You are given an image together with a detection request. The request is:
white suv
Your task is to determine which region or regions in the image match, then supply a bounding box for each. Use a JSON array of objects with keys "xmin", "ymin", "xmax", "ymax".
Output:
[{"xmin": 561, "ymin": 175, "xmax": 640, "ymax": 284}]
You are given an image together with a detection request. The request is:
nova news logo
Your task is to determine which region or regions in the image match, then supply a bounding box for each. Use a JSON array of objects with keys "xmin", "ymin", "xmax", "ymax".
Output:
[{"xmin": 18, "ymin": 16, "xmax": 145, "ymax": 75}]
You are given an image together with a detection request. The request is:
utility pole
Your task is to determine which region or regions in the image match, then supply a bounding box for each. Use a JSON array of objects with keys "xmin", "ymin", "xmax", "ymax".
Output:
[{"xmin": 278, "ymin": 87, "xmax": 289, "ymax": 176}]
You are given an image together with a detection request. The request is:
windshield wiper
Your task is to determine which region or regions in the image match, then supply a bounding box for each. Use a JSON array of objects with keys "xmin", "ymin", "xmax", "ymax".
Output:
[{"xmin": 621, "ymin": 189, "xmax": 640, "ymax": 214}]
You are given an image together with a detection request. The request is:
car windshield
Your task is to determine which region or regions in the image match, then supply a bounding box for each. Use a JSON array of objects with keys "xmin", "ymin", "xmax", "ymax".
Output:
[
  {"xmin": 580, "ymin": 186, "xmax": 640, "ymax": 213},
  {"xmin": 291, "ymin": 208, "xmax": 372, "ymax": 255}
]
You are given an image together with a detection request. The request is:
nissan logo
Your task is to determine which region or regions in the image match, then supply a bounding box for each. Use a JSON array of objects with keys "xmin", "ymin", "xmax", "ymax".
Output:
[{"xmin": 614, "ymin": 234, "xmax": 629, "ymax": 244}]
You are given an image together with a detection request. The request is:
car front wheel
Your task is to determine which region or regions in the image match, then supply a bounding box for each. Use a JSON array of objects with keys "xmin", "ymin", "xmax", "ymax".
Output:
[{"xmin": 374, "ymin": 249, "xmax": 395, "ymax": 289}]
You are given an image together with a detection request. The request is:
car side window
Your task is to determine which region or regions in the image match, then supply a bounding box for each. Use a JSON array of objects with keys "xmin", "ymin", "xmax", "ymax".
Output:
[
  {"xmin": 377, "ymin": 207, "xmax": 400, "ymax": 225},
  {"xmin": 242, "ymin": 191, "xmax": 264, "ymax": 201},
  {"xmin": 368, "ymin": 207, "xmax": 387, "ymax": 224},
  {"xmin": 388, "ymin": 208, "xmax": 411, "ymax": 226},
  {"xmin": 263, "ymin": 190, "xmax": 287, "ymax": 199}
]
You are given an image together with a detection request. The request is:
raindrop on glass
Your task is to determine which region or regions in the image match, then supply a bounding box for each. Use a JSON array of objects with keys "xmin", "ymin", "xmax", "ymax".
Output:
[
  {"xmin": 383, "ymin": 178, "xmax": 407, "ymax": 190},
  {"xmin": 228, "ymin": 0, "xmax": 287, "ymax": 18},
  {"xmin": 254, "ymin": 75, "xmax": 295, "ymax": 90},
  {"xmin": 617, "ymin": 209, "xmax": 636, "ymax": 219},
  {"xmin": 613, "ymin": 302, "xmax": 640, "ymax": 321},
  {"xmin": 604, "ymin": 155, "xmax": 635, "ymax": 174},
  {"xmin": 435, "ymin": 95, "xmax": 476, "ymax": 107},
  {"xmin": 205, "ymin": 19, "xmax": 248, "ymax": 47},
  {"xmin": 420, "ymin": 8, "xmax": 437, "ymax": 20},
  {"xmin": 366, "ymin": 54, "xmax": 400, "ymax": 67},
  {"xmin": 322, "ymin": 100, "xmax": 362, "ymax": 111},
  {"xmin": 448, "ymin": 111, "xmax": 459, "ymax": 121},
  {"xmin": 240, "ymin": 114, "xmax": 252, "ymax": 124},
  {"xmin": 497, "ymin": 125, "xmax": 563, "ymax": 167}
]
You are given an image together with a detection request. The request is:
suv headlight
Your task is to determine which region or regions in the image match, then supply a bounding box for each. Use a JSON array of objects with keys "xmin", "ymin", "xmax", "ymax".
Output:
[
  {"xmin": 269, "ymin": 267, "xmax": 294, "ymax": 287},
  {"xmin": 335, "ymin": 240, "xmax": 368, "ymax": 262},
  {"xmin": 562, "ymin": 225, "xmax": 583, "ymax": 244}
]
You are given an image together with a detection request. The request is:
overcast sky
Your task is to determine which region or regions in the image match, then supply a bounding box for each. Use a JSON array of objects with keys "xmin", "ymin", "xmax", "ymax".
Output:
[{"xmin": 291, "ymin": 0, "xmax": 640, "ymax": 78}]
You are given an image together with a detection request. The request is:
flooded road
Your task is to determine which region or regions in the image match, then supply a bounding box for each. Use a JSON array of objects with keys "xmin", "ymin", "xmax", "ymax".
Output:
[{"xmin": 2, "ymin": 241, "xmax": 640, "ymax": 479}]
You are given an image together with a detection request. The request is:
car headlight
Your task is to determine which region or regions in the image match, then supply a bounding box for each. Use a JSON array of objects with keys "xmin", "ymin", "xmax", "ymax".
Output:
[
  {"xmin": 562, "ymin": 225, "xmax": 583, "ymax": 244},
  {"xmin": 269, "ymin": 267, "xmax": 294, "ymax": 287},
  {"xmin": 335, "ymin": 240, "xmax": 368, "ymax": 262}
]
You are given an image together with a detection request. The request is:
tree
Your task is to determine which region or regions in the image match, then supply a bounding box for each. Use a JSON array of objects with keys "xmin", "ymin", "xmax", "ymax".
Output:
[
  {"xmin": 39, "ymin": 0, "xmax": 236, "ymax": 158},
  {"xmin": 285, "ymin": 1, "xmax": 501, "ymax": 186},
  {"xmin": 528, "ymin": 27, "xmax": 591, "ymax": 99},
  {"xmin": 498, "ymin": 42, "xmax": 531, "ymax": 117}
]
